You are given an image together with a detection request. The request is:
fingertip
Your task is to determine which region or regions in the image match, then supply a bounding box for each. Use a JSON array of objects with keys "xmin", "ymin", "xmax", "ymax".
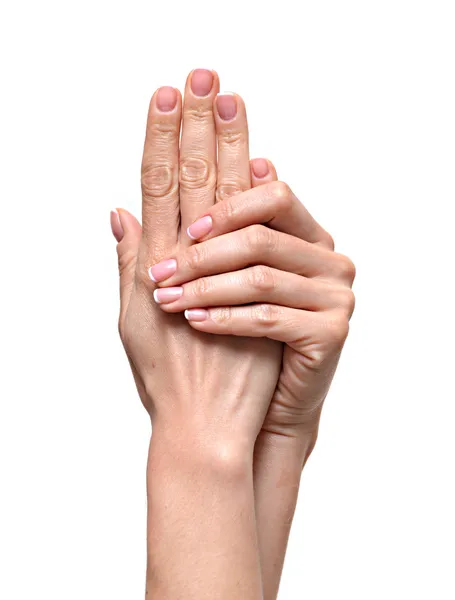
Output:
[
  {"xmin": 110, "ymin": 209, "xmax": 124, "ymax": 242},
  {"xmin": 250, "ymin": 158, "xmax": 278, "ymax": 184},
  {"xmin": 116, "ymin": 208, "xmax": 142, "ymax": 241}
]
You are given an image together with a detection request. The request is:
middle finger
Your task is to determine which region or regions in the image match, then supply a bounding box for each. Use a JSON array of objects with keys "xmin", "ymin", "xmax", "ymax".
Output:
[{"xmin": 179, "ymin": 69, "xmax": 219, "ymax": 243}]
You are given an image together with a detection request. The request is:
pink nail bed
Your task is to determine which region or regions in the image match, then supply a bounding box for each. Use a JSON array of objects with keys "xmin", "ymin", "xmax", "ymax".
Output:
[
  {"xmin": 149, "ymin": 259, "xmax": 177, "ymax": 282},
  {"xmin": 184, "ymin": 309, "xmax": 209, "ymax": 322},
  {"xmin": 153, "ymin": 287, "xmax": 183, "ymax": 304},
  {"xmin": 216, "ymin": 94, "xmax": 237, "ymax": 121},
  {"xmin": 187, "ymin": 215, "xmax": 213, "ymax": 240}
]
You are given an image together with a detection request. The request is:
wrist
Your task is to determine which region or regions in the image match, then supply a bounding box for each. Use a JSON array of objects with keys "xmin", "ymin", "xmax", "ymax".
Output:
[{"xmin": 148, "ymin": 422, "xmax": 254, "ymax": 480}]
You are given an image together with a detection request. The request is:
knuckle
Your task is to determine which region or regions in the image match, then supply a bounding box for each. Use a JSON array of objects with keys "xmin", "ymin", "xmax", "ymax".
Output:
[
  {"xmin": 183, "ymin": 106, "xmax": 213, "ymax": 122},
  {"xmin": 141, "ymin": 163, "xmax": 177, "ymax": 199},
  {"xmin": 117, "ymin": 246, "xmax": 137, "ymax": 279},
  {"xmin": 216, "ymin": 181, "xmax": 249, "ymax": 202},
  {"xmin": 215, "ymin": 196, "xmax": 237, "ymax": 222},
  {"xmin": 244, "ymin": 224, "xmax": 276, "ymax": 253},
  {"xmin": 324, "ymin": 314, "xmax": 350, "ymax": 348},
  {"xmin": 219, "ymin": 129, "xmax": 243, "ymax": 147},
  {"xmin": 334, "ymin": 287, "xmax": 356, "ymax": 317},
  {"xmin": 247, "ymin": 266, "xmax": 276, "ymax": 293},
  {"xmin": 191, "ymin": 276, "xmax": 212, "ymax": 297},
  {"xmin": 213, "ymin": 306, "xmax": 232, "ymax": 324},
  {"xmin": 179, "ymin": 157, "xmax": 216, "ymax": 191},
  {"xmin": 185, "ymin": 244, "xmax": 205, "ymax": 272},
  {"xmin": 270, "ymin": 181, "xmax": 292, "ymax": 204},
  {"xmin": 148, "ymin": 121, "xmax": 179, "ymax": 143},
  {"xmin": 251, "ymin": 303, "xmax": 281, "ymax": 327},
  {"xmin": 335, "ymin": 253, "xmax": 356, "ymax": 283}
]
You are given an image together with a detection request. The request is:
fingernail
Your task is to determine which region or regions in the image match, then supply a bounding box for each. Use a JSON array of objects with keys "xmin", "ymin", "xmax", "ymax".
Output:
[
  {"xmin": 216, "ymin": 93, "xmax": 237, "ymax": 121},
  {"xmin": 184, "ymin": 309, "xmax": 209, "ymax": 322},
  {"xmin": 156, "ymin": 86, "xmax": 177, "ymax": 112},
  {"xmin": 110, "ymin": 209, "xmax": 124, "ymax": 242},
  {"xmin": 153, "ymin": 287, "xmax": 183, "ymax": 304},
  {"xmin": 191, "ymin": 69, "xmax": 214, "ymax": 97},
  {"xmin": 148, "ymin": 259, "xmax": 177, "ymax": 282},
  {"xmin": 251, "ymin": 158, "xmax": 269, "ymax": 179},
  {"xmin": 187, "ymin": 215, "xmax": 213, "ymax": 240}
]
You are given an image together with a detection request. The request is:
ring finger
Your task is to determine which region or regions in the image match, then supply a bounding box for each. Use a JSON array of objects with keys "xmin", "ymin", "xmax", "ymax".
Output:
[{"xmin": 214, "ymin": 92, "xmax": 251, "ymax": 203}]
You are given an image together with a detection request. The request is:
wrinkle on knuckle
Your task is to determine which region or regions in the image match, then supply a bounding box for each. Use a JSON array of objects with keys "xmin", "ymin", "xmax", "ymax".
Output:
[
  {"xmin": 148, "ymin": 121, "xmax": 179, "ymax": 142},
  {"xmin": 248, "ymin": 266, "xmax": 276, "ymax": 293},
  {"xmin": 213, "ymin": 306, "xmax": 232, "ymax": 324},
  {"xmin": 215, "ymin": 197, "xmax": 236, "ymax": 221},
  {"xmin": 186, "ymin": 244, "xmax": 205, "ymax": 272},
  {"xmin": 219, "ymin": 129, "xmax": 243, "ymax": 147},
  {"xmin": 141, "ymin": 164, "xmax": 177, "ymax": 199},
  {"xmin": 216, "ymin": 181, "xmax": 248, "ymax": 202},
  {"xmin": 179, "ymin": 157, "xmax": 215, "ymax": 191},
  {"xmin": 117, "ymin": 247, "xmax": 137, "ymax": 278},
  {"xmin": 184, "ymin": 106, "xmax": 213, "ymax": 122},
  {"xmin": 191, "ymin": 276, "xmax": 211, "ymax": 297},
  {"xmin": 251, "ymin": 303, "xmax": 280, "ymax": 327},
  {"xmin": 245, "ymin": 224, "xmax": 275, "ymax": 253}
]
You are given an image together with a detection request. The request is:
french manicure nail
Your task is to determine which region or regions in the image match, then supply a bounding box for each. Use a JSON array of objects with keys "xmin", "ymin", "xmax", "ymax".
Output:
[
  {"xmin": 251, "ymin": 158, "xmax": 269, "ymax": 179},
  {"xmin": 148, "ymin": 259, "xmax": 177, "ymax": 282},
  {"xmin": 184, "ymin": 309, "xmax": 209, "ymax": 321},
  {"xmin": 187, "ymin": 215, "xmax": 213, "ymax": 240},
  {"xmin": 110, "ymin": 209, "xmax": 124, "ymax": 242},
  {"xmin": 216, "ymin": 93, "xmax": 237, "ymax": 121},
  {"xmin": 156, "ymin": 86, "xmax": 178, "ymax": 112},
  {"xmin": 153, "ymin": 287, "xmax": 183, "ymax": 304},
  {"xmin": 191, "ymin": 69, "xmax": 214, "ymax": 97}
]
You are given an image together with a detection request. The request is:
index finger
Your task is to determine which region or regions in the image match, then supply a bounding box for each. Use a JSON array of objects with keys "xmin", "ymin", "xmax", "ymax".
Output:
[{"xmin": 186, "ymin": 181, "xmax": 334, "ymax": 249}]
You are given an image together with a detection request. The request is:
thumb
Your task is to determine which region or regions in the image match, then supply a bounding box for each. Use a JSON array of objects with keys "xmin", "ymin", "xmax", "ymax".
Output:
[{"xmin": 110, "ymin": 208, "xmax": 142, "ymax": 321}]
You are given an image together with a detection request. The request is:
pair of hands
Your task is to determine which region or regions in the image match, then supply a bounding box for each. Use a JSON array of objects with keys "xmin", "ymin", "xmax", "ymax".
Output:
[{"xmin": 111, "ymin": 69, "xmax": 355, "ymax": 460}]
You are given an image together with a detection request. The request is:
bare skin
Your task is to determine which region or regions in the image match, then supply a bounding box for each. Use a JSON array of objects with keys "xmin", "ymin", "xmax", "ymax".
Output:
[{"xmin": 111, "ymin": 68, "xmax": 355, "ymax": 599}]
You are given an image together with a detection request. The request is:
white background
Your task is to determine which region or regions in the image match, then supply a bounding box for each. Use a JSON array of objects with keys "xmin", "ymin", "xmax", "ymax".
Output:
[{"xmin": 1, "ymin": 1, "xmax": 454, "ymax": 598}]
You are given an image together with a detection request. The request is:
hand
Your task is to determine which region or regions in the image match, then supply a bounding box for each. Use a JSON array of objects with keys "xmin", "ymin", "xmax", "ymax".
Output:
[
  {"xmin": 151, "ymin": 180, "xmax": 356, "ymax": 446},
  {"xmin": 150, "ymin": 174, "xmax": 356, "ymax": 598},
  {"xmin": 113, "ymin": 72, "xmax": 281, "ymax": 452},
  {"xmin": 111, "ymin": 69, "xmax": 283, "ymax": 599}
]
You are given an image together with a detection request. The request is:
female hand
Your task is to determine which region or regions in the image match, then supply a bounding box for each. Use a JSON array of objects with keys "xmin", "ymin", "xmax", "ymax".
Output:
[
  {"xmin": 150, "ymin": 179, "xmax": 356, "ymax": 598},
  {"xmin": 111, "ymin": 69, "xmax": 282, "ymax": 599},
  {"xmin": 151, "ymin": 180, "xmax": 356, "ymax": 448}
]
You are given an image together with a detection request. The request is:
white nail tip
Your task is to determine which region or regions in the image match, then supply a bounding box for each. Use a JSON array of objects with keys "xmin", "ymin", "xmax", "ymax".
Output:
[
  {"xmin": 186, "ymin": 226, "xmax": 197, "ymax": 240},
  {"xmin": 184, "ymin": 310, "xmax": 191, "ymax": 320},
  {"xmin": 217, "ymin": 91, "xmax": 235, "ymax": 96},
  {"xmin": 153, "ymin": 289, "xmax": 161, "ymax": 304},
  {"xmin": 148, "ymin": 268, "xmax": 158, "ymax": 283}
]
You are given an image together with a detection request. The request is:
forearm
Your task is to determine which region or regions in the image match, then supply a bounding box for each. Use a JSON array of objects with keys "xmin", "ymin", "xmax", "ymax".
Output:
[
  {"xmin": 253, "ymin": 428, "xmax": 318, "ymax": 600},
  {"xmin": 146, "ymin": 427, "xmax": 263, "ymax": 600}
]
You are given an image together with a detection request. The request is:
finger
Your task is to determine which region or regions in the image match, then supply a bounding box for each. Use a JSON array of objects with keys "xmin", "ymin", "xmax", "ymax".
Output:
[
  {"xmin": 183, "ymin": 304, "xmax": 350, "ymax": 354},
  {"xmin": 179, "ymin": 69, "xmax": 219, "ymax": 243},
  {"xmin": 111, "ymin": 208, "xmax": 142, "ymax": 323},
  {"xmin": 141, "ymin": 86, "xmax": 182, "ymax": 257},
  {"xmin": 186, "ymin": 181, "xmax": 334, "ymax": 249},
  {"xmin": 214, "ymin": 93, "xmax": 251, "ymax": 202},
  {"xmin": 149, "ymin": 225, "xmax": 355, "ymax": 287},
  {"xmin": 250, "ymin": 158, "xmax": 278, "ymax": 186},
  {"xmin": 152, "ymin": 267, "xmax": 354, "ymax": 317}
]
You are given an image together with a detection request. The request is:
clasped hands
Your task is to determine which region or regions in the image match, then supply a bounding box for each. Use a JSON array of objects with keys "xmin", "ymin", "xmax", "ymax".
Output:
[{"xmin": 111, "ymin": 68, "xmax": 355, "ymax": 600}]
